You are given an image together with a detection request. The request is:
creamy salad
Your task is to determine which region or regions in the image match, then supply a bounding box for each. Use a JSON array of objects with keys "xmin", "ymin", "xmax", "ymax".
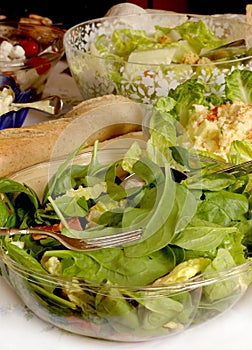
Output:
[{"xmin": 179, "ymin": 101, "xmax": 252, "ymax": 161}]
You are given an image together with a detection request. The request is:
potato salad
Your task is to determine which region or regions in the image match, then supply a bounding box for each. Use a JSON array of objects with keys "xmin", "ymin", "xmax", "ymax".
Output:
[{"xmin": 180, "ymin": 101, "xmax": 252, "ymax": 161}]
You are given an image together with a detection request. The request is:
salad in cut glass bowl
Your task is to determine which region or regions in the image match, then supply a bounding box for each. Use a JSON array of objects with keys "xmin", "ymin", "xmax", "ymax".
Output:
[{"xmin": 64, "ymin": 12, "xmax": 252, "ymax": 104}]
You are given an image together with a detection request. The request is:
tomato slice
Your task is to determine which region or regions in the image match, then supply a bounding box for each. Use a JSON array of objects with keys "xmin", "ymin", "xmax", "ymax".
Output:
[
  {"xmin": 26, "ymin": 56, "xmax": 51, "ymax": 75},
  {"xmin": 19, "ymin": 39, "xmax": 40, "ymax": 57}
]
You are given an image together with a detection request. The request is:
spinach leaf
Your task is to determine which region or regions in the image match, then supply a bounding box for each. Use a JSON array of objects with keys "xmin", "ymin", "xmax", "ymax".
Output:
[
  {"xmin": 124, "ymin": 178, "xmax": 197, "ymax": 257},
  {"xmin": 42, "ymin": 247, "xmax": 175, "ymax": 286},
  {"xmin": 0, "ymin": 198, "xmax": 10, "ymax": 226},
  {"xmin": 172, "ymin": 219, "xmax": 238, "ymax": 251},
  {"xmin": 4, "ymin": 240, "xmax": 47, "ymax": 274},
  {"xmin": 196, "ymin": 190, "xmax": 248, "ymax": 225}
]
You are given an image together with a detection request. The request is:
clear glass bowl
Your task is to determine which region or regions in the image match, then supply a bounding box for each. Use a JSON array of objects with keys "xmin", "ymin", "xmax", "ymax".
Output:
[
  {"xmin": 0, "ymin": 148, "xmax": 252, "ymax": 342},
  {"xmin": 0, "ymin": 20, "xmax": 65, "ymax": 100},
  {"xmin": 64, "ymin": 13, "xmax": 252, "ymax": 104}
]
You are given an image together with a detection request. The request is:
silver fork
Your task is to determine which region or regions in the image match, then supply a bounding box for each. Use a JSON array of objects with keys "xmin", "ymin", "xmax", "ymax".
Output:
[
  {"xmin": 123, "ymin": 159, "xmax": 252, "ymax": 187},
  {"xmin": 0, "ymin": 227, "xmax": 143, "ymax": 251}
]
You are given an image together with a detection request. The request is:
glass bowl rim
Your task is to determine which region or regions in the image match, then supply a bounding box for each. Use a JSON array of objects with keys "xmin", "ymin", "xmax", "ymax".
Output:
[{"xmin": 1, "ymin": 246, "xmax": 251, "ymax": 293}]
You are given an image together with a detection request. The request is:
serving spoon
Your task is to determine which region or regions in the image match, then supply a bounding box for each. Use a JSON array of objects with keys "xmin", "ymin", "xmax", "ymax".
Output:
[
  {"xmin": 199, "ymin": 39, "xmax": 248, "ymax": 61},
  {"xmin": 0, "ymin": 84, "xmax": 63, "ymax": 115},
  {"xmin": 10, "ymin": 95, "xmax": 64, "ymax": 115}
]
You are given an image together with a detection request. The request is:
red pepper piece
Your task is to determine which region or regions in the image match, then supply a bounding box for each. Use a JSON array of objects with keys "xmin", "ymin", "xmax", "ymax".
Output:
[{"xmin": 206, "ymin": 106, "xmax": 219, "ymax": 121}]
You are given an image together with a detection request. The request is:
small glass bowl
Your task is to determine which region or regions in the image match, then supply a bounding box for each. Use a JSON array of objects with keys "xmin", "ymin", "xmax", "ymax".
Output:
[
  {"xmin": 0, "ymin": 149, "xmax": 252, "ymax": 342},
  {"xmin": 64, "ymin": 12, "xmax": 252, "ymax": 104},
  {"xmin": 0, "ymin": 20, "xmax": 65, "ymax": 100}
]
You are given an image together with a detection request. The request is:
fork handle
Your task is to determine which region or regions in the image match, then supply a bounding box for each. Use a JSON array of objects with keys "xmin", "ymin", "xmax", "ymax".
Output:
[{"xmin": 0, "ymin": 227, "xmax": 44, "ymax": 235}]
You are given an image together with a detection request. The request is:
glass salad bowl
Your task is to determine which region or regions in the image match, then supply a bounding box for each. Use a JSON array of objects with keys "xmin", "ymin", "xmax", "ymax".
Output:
[
  {"xmin": 0, "ymin": 16, "xmax": 65, "ymax": 100},
  {"xmin": 0, "ymin": 144, "xmax": 252, "ymax": 342},
  {"xmin": 63, "ymin": 12, "xmax": 252, "ymax": 104}
]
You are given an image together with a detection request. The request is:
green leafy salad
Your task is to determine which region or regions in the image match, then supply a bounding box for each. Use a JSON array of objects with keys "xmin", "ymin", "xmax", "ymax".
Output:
[
  {"xmin": 93, "ymin": 19, "xmax": 234, "ymax": 64},
  {"xmin": 1, "ymin": 110, "xmax": 252, "ymax": 338},
  {"xmin": 2, "ymin": 69, "xmax": 252, "ymax": 337}
]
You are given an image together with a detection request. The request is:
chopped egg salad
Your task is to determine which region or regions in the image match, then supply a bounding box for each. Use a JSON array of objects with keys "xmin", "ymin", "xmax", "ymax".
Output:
[{"xmin": 180, "ymin": 101, "xmax": 252, "ymax": 161}]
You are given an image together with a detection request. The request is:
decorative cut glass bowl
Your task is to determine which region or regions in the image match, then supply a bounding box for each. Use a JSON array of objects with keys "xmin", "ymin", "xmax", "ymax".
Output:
[
  {"xmin": 0, "ymin": 148, "xmax": 252, "ymax": 342},
  {"xmin": 63, "ymin": 13, "xmax": 252, "ymax": 104}
]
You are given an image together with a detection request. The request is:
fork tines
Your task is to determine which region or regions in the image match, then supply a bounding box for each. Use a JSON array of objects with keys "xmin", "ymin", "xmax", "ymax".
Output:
[{"xmin": 82, "ymin": 228, "xmax": 143, "ymax": 248}]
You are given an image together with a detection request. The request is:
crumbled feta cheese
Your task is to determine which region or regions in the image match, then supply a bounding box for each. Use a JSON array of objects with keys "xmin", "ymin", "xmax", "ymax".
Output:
[
  {"xmin": 43, "ymin": 256, "xmax": 62, "ymax": 275},
  {"xmin": 10, "ymin": 241, "xmax": 25, "ymax": 249},
  {"xmin": 10, "ymin": 44, "xmax": 26, "ymax": 60},
  {"xmin": 0, "ymin": 40, "xmax": 25, "ymax": 62},
  {"xmin": 0, "ymin": 86, "xmax": 15, "ymax": 115}
]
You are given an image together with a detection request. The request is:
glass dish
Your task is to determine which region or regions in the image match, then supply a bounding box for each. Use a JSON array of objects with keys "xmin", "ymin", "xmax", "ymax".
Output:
[
  {"xmin": 0, "ymin": 20, "xmax": 65, "ymax": 100},
  {"xmin": 0, "ymin": 148, "xmax": 252, "ymax": 342},
  {"xmin": 64, "ymin": 13, "xmax": 252, "ymax": 104}
]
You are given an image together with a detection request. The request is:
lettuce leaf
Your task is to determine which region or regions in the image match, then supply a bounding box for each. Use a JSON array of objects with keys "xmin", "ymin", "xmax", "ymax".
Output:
[{"xmin": 225, "ymin": 69, "xmax": 252, "ymax": 103}]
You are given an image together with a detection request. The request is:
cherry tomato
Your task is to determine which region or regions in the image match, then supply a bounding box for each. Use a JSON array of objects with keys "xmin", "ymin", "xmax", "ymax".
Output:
[
  {"xmin": 20, "ymin": 39, "xmax": 40, "ymax": 57},
  {"xmin": 26, "ymin": 56, "xmax": 51, "ymax": 75}
]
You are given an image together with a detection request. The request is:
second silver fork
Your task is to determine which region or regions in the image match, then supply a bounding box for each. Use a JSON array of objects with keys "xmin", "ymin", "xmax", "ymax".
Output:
[{"xmin": 213, "ymin": 159, "xmax": 252, "ymax": 177}]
